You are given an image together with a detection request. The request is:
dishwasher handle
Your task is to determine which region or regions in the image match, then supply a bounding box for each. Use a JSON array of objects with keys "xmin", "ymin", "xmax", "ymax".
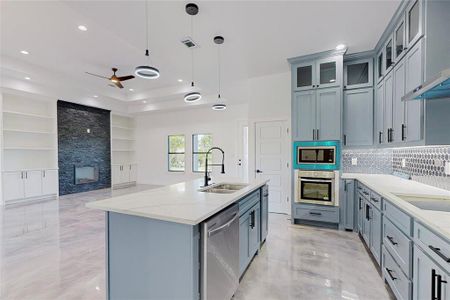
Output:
[{"xmin": 208, "ymin": 213, "xmax": 238, "ymax": 237}]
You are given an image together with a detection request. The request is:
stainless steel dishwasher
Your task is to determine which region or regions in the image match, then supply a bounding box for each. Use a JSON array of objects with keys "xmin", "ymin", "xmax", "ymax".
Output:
[{"xmin": 201, "ymin": 203, "xmax": 239, "ymax": 300}]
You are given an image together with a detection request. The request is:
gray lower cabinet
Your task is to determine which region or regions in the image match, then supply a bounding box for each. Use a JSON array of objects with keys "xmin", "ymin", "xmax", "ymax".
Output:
[
  {"xmin": 343, "ymin": 88, "xmax": 373, "ymax": 146},
  {"xmin": 362, "ymin": 198, "xmax": 371, "ymax": 245},
  {"xmin": 293, "ymin": 87, "xmax": 341, "ymax": 141},
  {"xmin": 413, "ymin": 245, "xmax": 449, "ymax": 300},
  {"xmin": 260, "ymin": 185, "xmax": 269, "ymax": 243},
  {"xmin": 357, "ymin": 192, "xmax": 364, "ymax": 233},
  {"xmin": 239, "ymin": 199, "xmax": 261, "ymax": 277},
  {"xmin": 370, "ymin": 205, "xmax": 382, "ymax": 264},
  {"xmin": 341, "ymin": 179, "xmax": 355, "ymax": 230}
]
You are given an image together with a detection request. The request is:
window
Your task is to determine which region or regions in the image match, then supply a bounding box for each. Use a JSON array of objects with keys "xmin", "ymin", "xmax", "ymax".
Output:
[
  {"xmin": 192, "ymin": 134, "xmax": 213, "ymax": 173},
  {"xmin": 168, "ymin": 135, "xmax": 185, "ymax": 172}
]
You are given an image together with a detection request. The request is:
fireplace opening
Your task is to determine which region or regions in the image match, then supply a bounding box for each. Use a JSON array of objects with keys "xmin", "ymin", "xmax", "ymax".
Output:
[{"xmin": 74, "ymin": 166, "xmax": 99, "ymax": 184}]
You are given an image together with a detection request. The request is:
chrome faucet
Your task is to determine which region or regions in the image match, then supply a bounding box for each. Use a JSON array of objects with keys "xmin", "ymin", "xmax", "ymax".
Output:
[{"xmin": 204, "ymin": 147, "xmax": 225, "ymax": 187}]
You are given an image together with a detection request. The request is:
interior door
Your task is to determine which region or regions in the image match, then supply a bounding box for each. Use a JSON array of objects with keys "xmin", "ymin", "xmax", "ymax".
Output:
[
  {"xmin": 24, "ymin": 170, "xmax": 43, "ymax": 198},
  {"xmin": 255, "ymin": 121, "xmax": 289, "ymax": 214}
]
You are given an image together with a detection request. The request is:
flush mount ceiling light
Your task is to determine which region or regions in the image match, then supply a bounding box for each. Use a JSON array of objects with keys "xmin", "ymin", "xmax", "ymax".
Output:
[
  {"xmin": 135, "ymin": 1, "xmax": 160, "ymax": 79},
  {"xmin": 20, "ymin": 50, "xmax": 29, "ymax": 55},
  {"xmin": 335, "ymin": 44, "xmax": 346, "ymax": 50},
  {"xmin": 211, "ymin": 35, "xmax": 226, "ymax": 111},
  {"xmin": 78, "ymin": 25, "xmax": 88, "ymax": 31},
  {"xmin": 183, "ymin": 3, "xmax": 202, "ymax": 103}
]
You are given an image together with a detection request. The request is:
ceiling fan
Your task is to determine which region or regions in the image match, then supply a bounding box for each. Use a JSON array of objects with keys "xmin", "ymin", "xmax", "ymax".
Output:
[{"xmin": 85, "ymin": 68, "xmax": 135, "ymax": 89}]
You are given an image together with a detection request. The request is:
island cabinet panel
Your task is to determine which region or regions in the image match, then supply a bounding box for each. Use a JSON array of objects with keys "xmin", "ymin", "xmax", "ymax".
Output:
[
  {"xmin": 107, "ymin": 212, "xmax": 200, "ymax": 300},
  {"xmin": 239, "ymin": 201, "xmax": 260, "ymax": 277},
  {"xmin": 260, "ymin": 185, "xmax": 269, "ymax": 243}
]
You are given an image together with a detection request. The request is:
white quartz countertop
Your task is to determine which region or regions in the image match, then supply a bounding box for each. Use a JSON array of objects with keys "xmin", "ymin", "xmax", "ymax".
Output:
[
  {"xmin": 86, "ymin": 178, "xmax": 268, "ymax": 225},
  {"xmin": 342, "ymin": 173, "xmax": 450, "ymax": 242}
]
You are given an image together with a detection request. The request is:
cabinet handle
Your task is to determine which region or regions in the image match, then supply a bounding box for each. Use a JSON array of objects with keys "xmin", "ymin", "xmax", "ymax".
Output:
[
  {"xmin": 386, "ymin": 268, "xmax": 397, "ymax": 281},
  {"xmin": 316, "ymin": 129, "xmax": 319, "ymax": 140},
  {"xmin": 379, "ymin": 131, "xmax": 383, "ymax": 144},
  {"xmin": 312, "ymin": 129, "xmax": 316, "ymax": 140},
  {"xmin": 43, "ymin": 170, "xmax": 46, "ymax": 178},
  {"xmin": 386, "ymin": 235, "xmax": 398, "ymax": 246},
  {"xmin": 317, "ymin": 85, "xmax": 320, "ymax": 88},
  {"xmin": 309, "ymin": 211, "xmax": 322, "ymax": 216},
  {"xmin": 432, "ymin": 269, "xmax": 437, "ymax": 300},
  {"xmin": 429, "ymin": 245, "xmax": 450, "ymax": 263},
  {"xmin": 343, "ymin": 134, "xmax": 347, "ymax": 145},
  {"xmin": 250, "ymin": 211, "xmax": 256, "ymax": 229},
  {"xmin": 370, "ymin": 197, "xmax": 379, "ymax": 202},
  {"xmin": 359, "ymin": 197, "xmax": 362, "ymax": 210},
  {"xmin": 363, "ymin": 191, "xmax": 369, "ymax": 196},
  {"xmin": 365, "ymin": 205, "xmax": 371, "ymax": 220},
  {"xmin": 25, "ymin": 172, "xmax": 27, "ymax": 179},
  {"xmin": 401, "ymin": 124, "xmax": 406, "ymax": 141},
  {"xmin": 438, "ymin": 275, "xmax": 447, "ymax": 300},
  {"xmin": 312, "ymin": 85, "xmax": 315, "ymax": 88}
]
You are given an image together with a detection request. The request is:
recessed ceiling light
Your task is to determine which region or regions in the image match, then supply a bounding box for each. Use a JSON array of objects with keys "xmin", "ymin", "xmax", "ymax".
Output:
[
  {"xmin": 177, "ymin": 79, "xmax": 183, "ymax": 82},
  {"xmin": 335, "ymin": 44, "xmax": 346, "ymax": 50},
  {"xmin": 24, "ymin": 76, "xmax": 31, "ymax": 80},
  {"xmin": 93, "ymin": 95, "xmax": 98, "ymax": 98},
  {"xmin": 20, "ymin": 50, "xmax": 29, "ymax": 55},
  {"xmin": 78, "ymin": 25, "xmax": 88, "ymax": 31},
  {"xmin": 142, "ymin": 100, "xmax": 147, "ymax": 104},
  {"xmin": 129, "ymin": 88, "xmax": 134, "ymax": 92}
]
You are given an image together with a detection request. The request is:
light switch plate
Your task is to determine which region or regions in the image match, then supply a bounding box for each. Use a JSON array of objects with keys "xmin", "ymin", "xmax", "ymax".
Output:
[
  {"xmin": 401, "ymin": 158, "xmax": 406, "ymax": 168},
  {"xmin": 445, "ymin": 161, "xmax": 450, "ymax": 175},
  {"xmin": 351, "ymin": 158, "xmax": 358, "ymax": 166}
]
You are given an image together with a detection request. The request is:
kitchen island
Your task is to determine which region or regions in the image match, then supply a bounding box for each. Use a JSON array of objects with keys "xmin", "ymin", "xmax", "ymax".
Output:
[{"xmin": 87, "ymin": 178, "xmax": 269, "ymax": 300}]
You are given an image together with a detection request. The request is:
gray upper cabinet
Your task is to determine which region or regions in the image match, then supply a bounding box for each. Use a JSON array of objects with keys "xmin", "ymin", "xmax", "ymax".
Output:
[
  {"xmin": 293, "ymin": 90, "xmax": 315, "ymax": 141},
  {"xmin": 392, "ymin": 59, "xmax": 406, "ymax": 143},
  {"xmin": 406, "ymin": 0, "xmax": 422, "ymax": 49},
  {"xmin": 316, "ymin": 87, "xmax": 341, "ymax": 140},
  {"xmin": 394, "ymin": 17, "xmax": 406, "ymax": 61},
  {"xmin": 343, "ymin": 88, "xmax": 373, "ymax": 146},
  {"xmin": 375, "ymin": 82, "xmax": 385, "ymax": 144},
  {"xmin": 404, "ymin": 39, "xmax": 423, "ymax": 142},
  {"xmin": 293, "ymin": 88, "xmax": 341, "ymax": 141},
  {"xmin": 383, "ymin": 71, "xmax": 394, "ymax": 143},
  {"xmin": 293, "ymin": 61, "xmax": 316, "ymax": 91},
  {"xmin": 344, "ymin": 58, "xmax": 373, "ymax": 90}
]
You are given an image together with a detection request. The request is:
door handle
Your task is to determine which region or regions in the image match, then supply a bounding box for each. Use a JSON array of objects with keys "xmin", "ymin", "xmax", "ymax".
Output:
[{"xmin": 256, "ymin": 169, "xmax": 263, "ymax": 173}]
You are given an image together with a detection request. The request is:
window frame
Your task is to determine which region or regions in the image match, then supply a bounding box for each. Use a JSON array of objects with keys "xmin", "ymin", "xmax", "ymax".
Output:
[
  {"xmin": 167, "ymin": 134, "xmax": 186, "ymax": 172},
  {"xmin": 192, "ymin": 133, "xmax": 213, "ymax": 173}
]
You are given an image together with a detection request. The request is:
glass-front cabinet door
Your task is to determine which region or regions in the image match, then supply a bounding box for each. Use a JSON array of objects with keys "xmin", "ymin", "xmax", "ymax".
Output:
[
  {"xmin": 384, "ymin": 36, "xmax": 394, "ymax": 73},
  {"xmin": 344, "ymin": 58, "xmax": 373, "ymax": 89},
  {"xmin": 377, "ymin": 50, "xmax": 384, "ymax": 82},
  {"xmin": 293, "ymin": 62, "xmax": 316, "ymax": 91},
  {"xmin": 315, "ymin": 56, "xmax": 341, "ymax": 89},
  {"xmin": 394, "ymin": 18, "xmax": 406, "ymax": 60},
  {"xmin": 406, "ymin": 0, "xmax": 422, "ymax": 48}
]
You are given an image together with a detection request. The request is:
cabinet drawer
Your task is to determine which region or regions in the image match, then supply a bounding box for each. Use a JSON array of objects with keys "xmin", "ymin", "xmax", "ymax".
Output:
[
  {"xmin": 383, "ymin": 217, "xmax": 412, "ymax": 278},
  {"xmin": 293, "ymin": 204, "xmax": 339, "ymax": 223},
  {"xmin": 414, "ymin": 221, "xmax": 450, "ymax": 273},
  {"xmin": 239, "ymin": 190, "xmax": 261, "ymax": 216},
  {"xmin": 383, "ymin": 201, "xmax": 412, "ymax": 236},
  {"xmin": 382, "ymin": 246, "xmax": 411, "ymax": 300},
  {"xmin": 357, "ymin": 182, "xmax": 370, "ymax": 199},
  {"xmin": 369, "ymin": 191, "xmax": 382, "ymax": 210}
]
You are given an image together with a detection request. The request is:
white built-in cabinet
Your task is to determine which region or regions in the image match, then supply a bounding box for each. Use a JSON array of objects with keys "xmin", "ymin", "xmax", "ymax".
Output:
[
  {"xmin": 1, "ymin": 93, "xmax": 58, "ymax": 205},
  {"xmin": 111, "ymin": 114, "xmax": 137, "ymax": 188}
]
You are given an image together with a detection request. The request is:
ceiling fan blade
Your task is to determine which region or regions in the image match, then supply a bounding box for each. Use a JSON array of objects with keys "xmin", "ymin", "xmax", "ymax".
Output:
[
  {"xmin": 85, "ymin": 72, "xmax": 109, "ymax": 79},
  {"xmin": 117, "ymin": 75, "xmax": 135, "ymax": 81},
  {"xmin": 114, "ymin": 81, "xmax": 124, "ymax": 89}
]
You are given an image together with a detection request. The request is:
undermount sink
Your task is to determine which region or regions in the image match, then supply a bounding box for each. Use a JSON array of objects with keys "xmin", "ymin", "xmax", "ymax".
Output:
[
  {"xmin": 199, "ymin": 183, "xmax": 248, "ymax": 194},
  {"xmin": 393, "ymin": 193, "xmax": 450, "ymax": 212}
]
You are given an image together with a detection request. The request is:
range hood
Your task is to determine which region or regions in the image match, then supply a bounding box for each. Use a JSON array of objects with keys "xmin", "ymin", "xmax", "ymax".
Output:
[{"xmin": 402, "ymin": 68, "xmax": 450, "ymax": 101}]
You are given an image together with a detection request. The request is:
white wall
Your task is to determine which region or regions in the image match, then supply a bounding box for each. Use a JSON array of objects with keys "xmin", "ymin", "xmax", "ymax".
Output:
[
  {"xmin": 247, "ymin": 71, "xmax": 291, "ymax": 178},
  {"xmin": 135, "ymin": 104, "xmax": 249, "ymax": 186}
]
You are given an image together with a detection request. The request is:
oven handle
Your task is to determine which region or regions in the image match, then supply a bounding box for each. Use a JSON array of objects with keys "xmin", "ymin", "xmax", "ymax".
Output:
[{"xmin": 300, "ymin": 178, "xmax": 333, "ymax": 183}]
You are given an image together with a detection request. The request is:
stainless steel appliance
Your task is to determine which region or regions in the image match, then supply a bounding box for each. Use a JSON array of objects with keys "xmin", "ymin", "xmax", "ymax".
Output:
[
  {"xmin": 201, "ymin": 203, "xmax": 239, "ymax": 300},
  {"xmin": 293, "ymin": 141, "xmax": 340, "ymax": 170},
  {"xmin": 295, "ymin": 170, "xmax": 339, "ymax": 206}
]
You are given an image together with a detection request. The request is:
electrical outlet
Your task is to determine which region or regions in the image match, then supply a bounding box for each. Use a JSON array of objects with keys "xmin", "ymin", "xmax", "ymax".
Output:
[
  {"xmin": 445, "ymin": 161, "xmax": 450, "ymax": 176},
  {"xmin": 401, "ymin": 158, "xmax": 406, "ymax": 168},
  {"xmin": 351, "ymin": 158, "xmax": 358, "ymax": 166}
]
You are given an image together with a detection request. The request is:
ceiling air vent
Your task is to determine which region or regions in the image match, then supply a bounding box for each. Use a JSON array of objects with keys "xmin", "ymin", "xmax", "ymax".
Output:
[{"xmin": 181, "ymin": 37, "xmax": 198, "ymax": 49}]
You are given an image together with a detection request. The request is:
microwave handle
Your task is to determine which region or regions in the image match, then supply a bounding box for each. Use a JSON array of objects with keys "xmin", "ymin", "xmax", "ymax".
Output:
[{"xmin": 300, "ymin": 178, "xmax": 333, "ymax": 183}]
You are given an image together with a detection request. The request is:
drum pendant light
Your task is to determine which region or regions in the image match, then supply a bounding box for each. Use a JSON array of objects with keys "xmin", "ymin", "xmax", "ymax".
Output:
[
  {"xmin": 135, "ymin": 0, "xmax": 160, "ymax": 79},
  {"xmin": 212, "ymin": 36, "xmax": 226, "ymax": 110},
  {"xmin": 184, "ymin": 3, "xmax": 201, "ymax": 103}
]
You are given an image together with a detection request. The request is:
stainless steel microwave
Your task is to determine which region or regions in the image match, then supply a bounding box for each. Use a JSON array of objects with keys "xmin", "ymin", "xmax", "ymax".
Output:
[{"xmin": 297, "ymin": 146, "xmax": 336, "ymax": 165}]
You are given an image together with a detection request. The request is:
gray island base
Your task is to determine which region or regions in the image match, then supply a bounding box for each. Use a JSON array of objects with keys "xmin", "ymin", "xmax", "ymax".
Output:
[{"xmin": 87, "ymin": 178, "xmax": 269, "ymax": 300}]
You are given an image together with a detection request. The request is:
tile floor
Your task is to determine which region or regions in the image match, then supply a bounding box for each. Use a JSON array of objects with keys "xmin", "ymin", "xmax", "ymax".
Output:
[{"xmin": 0, "ymin": 185, "xmax": 391, "ymax": 300}]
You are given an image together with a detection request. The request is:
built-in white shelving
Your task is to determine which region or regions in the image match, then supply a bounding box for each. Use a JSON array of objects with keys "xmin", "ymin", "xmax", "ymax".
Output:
[
  {"xmin": 111, "ymin": 114, "xmax": 137, "ymax": 188},
  {"xmin": 1, "ymin": 93, "xmax": 59, "ymax": 205}
]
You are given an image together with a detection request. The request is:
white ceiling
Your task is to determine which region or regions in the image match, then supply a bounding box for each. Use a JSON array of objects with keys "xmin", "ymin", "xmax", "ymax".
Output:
[{"xmin": 1, "ymin": 0, "xmax": 400, "ymax": 113}]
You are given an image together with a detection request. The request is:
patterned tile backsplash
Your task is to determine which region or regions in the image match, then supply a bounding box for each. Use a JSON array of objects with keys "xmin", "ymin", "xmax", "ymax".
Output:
[{"xmin": 343, "ymin": 146, "xmax": 450, "ymax": 190}]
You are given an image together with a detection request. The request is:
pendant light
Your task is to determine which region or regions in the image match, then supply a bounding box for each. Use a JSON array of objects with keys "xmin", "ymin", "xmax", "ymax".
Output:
[
  {"xmin": 135, "ymin": 0, "xmax": 160, "ymax": 79},
  {"xmin": 212, "ymin": 35, "xmax": 226, "ymax": 111},
  {"xmin": 184, "ymin": 3, "xmax": 201, "ymax": 103}
]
